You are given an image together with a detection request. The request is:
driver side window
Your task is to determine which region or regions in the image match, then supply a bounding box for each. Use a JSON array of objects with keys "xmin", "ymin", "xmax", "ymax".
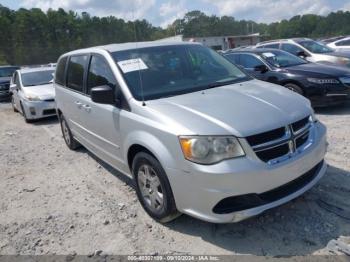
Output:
[
  {"xmin": 281, "ymin": 43, "xmax": 304, "ymax": 56},
  {"xmin": 87, "ymin": 55, "xmax": 117, "ymax": 95},
  {"xmin": 240, "ymin": 54, "xmax": 264, "ymax": 69}
]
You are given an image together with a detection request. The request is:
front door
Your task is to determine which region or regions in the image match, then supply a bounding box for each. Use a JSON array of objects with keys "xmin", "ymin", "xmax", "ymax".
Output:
[{"xmin": 77, "ymin": 54, "xmax": 124, "ymax": 168}]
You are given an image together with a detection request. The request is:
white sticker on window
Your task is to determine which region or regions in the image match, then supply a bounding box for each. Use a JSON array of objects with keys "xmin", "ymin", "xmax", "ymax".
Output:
[
  {"xmin": 117, "ymin": 58, "xmax": 148, "ymax": 73},
  {"xmin": 262, "ymin": 52, "xmax": 275, "ymax": 58}
]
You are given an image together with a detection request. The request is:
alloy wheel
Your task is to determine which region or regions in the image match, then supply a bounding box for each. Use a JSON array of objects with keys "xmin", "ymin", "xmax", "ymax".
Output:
[{"xmin": 137, "ymin": 164, "xmax": 164, "ymax": 212}]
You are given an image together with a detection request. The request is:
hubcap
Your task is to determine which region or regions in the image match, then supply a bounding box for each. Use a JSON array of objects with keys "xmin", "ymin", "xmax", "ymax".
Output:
[
  {"xmin": 137, "ymin": 164, "xmax": 164, "ymax": 212},
  {"xmin": 62, "ymin": 119, "xmax": 71, "ymax": 145}
]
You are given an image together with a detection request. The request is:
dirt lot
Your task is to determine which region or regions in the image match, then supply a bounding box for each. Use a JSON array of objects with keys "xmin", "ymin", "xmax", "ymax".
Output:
[{"xmin": 0, "ymin": 101, "xmax": 350, "ymax": 257}]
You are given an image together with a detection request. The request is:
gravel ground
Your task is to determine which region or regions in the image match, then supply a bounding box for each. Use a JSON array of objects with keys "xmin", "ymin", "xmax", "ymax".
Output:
[{"xmin": 0, "ymin": 101, "xmax": 350, "ymax": 256}]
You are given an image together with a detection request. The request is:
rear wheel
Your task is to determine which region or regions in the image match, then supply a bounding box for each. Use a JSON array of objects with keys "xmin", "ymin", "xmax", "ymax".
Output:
[
  {"xmin": 284, "ymin": 83, "xmax": 303, "ymax": 95},
  {"xmin": 59, "ymin": 114, "xmax": 80, "ymax": 150},
  {"xmin": 132, "ymin": 152, "xmax": 180, "ymax": 223}
]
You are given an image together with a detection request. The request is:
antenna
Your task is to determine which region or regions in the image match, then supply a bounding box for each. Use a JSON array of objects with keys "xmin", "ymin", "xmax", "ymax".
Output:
[{"xmin": 132, "ymin": 10, "xmax": 146, "ymax": 106}]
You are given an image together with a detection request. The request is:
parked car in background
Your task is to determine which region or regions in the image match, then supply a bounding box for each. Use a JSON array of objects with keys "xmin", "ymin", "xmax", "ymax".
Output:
[
  {"xmin": 0, "ymin": 65, "xmax": 20, "ymax": 101},
  {"xmin": 320, "ymin": 36, "xmax": 345, "ymax": 45},
  {"xmin": 256, "ymin": 38, "xmax": 350, "ymax": 69},
  {"xmin": 225, "ymin": 48, "xmax": 350, "ymax": 107},
  {"xmin": 10, "ymin": 67, "xmax": 56, "ymax": 122},
  {"xmin": 55, "ymin": 42, "xmax": 327, "ymax": 223},
  {"xmin": 326, "ymin": 36, "xmax": 350, "ymax": 52}
]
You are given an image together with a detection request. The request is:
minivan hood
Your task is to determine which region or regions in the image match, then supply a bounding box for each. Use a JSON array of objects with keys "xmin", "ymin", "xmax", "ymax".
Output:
[
  {"xmin": 286, "ymin": 62, "xmax": 350, "ymax": 77},
  {"xmin": 23, "ymin": 83, "xmax": 55, "ymax": 100},
  {"xmin": 146, "ymin": 79, "xmax": 312, "ymax": 137}
]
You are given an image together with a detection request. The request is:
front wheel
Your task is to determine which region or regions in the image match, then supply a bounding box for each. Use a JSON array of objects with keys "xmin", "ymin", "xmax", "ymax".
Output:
[
  {"xmin": 284, "ymin": 83, "xmax": 303, "ymax": 95},
  {"xmin": 20, "ymin": 102, "xmax": 32, "ymax": 123},
  {"xmin": 133, "ymin": 152, "xmax": 180, "ymax": 223},
  {"xmin": 12, "ymin": 96, "xmax": 18, "ymax": 112}
]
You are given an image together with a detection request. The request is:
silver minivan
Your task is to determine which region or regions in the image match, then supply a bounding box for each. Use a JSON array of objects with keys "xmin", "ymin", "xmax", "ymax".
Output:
[{"xmin": 55, "ymin": 42, "xmax": 327, "ymax": 223}]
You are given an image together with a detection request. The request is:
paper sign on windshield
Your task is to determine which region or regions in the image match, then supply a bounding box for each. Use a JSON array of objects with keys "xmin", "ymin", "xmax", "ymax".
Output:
[
  {"xmin": 262, "ymin": 52, "xmax": 275, "ymax": 58},
  {"xmin": 117, "ymin": 58, "xmax": 148, "ymax": 73}
]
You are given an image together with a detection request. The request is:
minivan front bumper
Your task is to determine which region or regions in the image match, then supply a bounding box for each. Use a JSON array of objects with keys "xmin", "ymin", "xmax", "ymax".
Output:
[{"xmin": 166, "ymin": 121, "xmax": 327, "ymax": 223}]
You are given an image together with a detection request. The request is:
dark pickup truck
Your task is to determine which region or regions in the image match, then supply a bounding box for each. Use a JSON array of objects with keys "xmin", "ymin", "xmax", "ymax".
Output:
[{"xmin": 0, "ymin": 66, "xmax": 20, "ymax": 101}]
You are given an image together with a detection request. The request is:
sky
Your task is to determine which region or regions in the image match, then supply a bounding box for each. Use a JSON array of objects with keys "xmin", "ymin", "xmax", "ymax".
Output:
[{"xmin": 1, "ymin": 0, "xmax": 350, "ymax": 28}]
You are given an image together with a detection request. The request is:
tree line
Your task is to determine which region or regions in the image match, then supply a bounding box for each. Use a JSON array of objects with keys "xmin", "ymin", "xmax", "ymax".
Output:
[{"xmin": 1, "ymin": 5, "xmax": 350, "ymax": 65}]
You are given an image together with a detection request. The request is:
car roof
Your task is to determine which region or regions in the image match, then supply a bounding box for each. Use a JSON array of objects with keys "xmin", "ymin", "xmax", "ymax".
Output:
[
  {"xmin": 19, "ymin": 67, "xmax": 55, "ymax": 74},
  {"xmin": 257, "ymin": 38, "xmax": 313, "ymax": 45},
  {"xmin": 225, "ymin": 48, "xmax": 280, "ymax": 55},
  {"xmin": 63, "ymin": 41, "xmax": 201, "ymax": 57}
]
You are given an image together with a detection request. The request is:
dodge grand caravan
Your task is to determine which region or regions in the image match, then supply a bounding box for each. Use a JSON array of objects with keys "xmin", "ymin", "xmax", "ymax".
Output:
[{"xmin": 54, "ymin": 42, "xmax": 327, "ymax": 223}]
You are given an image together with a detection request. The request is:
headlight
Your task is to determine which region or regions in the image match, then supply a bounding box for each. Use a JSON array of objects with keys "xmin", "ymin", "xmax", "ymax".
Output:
[
  {"xmin": 307, "ymin": 78, "xmax": 339, "ymax": 84},
  {"xmin": 25, "ymin": 94, "xmax": 41, "ymax": 101},
  {"xmin": 179, "ymin": 136, "xmax": 245, "ymax": 164},
  {"xmin": 310, "ymin": 110, "xmax": 318, "ymax": 123},
  {"xmin": 338, "ymin": 57, "xmax": 350, "ymax": 66}
]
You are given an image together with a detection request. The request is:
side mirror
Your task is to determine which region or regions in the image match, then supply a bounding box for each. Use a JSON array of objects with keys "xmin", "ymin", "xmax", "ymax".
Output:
[
  {"xmin": 91, "ymin": 85, "xmax": 115, "ymax": 105},
  {"xmin": 297, "ymin": 51, "xmax": 308, "ymax": 58},
  {"xmin": 9, "ymin": 84, "xmax": 17, "ymax": 92},
  {"xmin": 254, "ymin": 64, "xmax": 268, "ymax": 73}
]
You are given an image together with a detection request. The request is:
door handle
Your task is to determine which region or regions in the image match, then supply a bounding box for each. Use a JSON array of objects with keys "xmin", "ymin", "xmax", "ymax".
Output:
[
  {"xmin": 75, "ymin": 101, "xmax": 82, "ymax": 108},
  {"xmin": 83, "ymin": 104, "xmax": 91, "ymax": 112}
]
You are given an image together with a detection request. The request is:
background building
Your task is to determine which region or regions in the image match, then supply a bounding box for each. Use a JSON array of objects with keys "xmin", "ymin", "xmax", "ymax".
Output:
[{"xmin": 157, "ymin": 34, "xmax": 263, "ymax": 51}]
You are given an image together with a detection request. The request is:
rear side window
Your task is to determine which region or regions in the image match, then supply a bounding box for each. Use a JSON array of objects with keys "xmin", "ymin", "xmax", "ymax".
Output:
[
  {"xmin": 67, "ymin": 55, "xmax": 88, "ymax": 92},
  {"xmin": 336, "ymin": 39, "xmax": 350, "ymax": 46},
  {"xmin": 239, "ymin": 54, "xmax": 264, "ymax": 68},
  {"xmin": 225, "ymin": 54, "xmax": 240, "ymax": 65},
  {"xmin": 281, "ymin": 43, "xmax": 304, "ymax": 56},
  {"xmin": 87, "ymin": 55, "xmax": 117, "ymax": 95},
  {"xmin": 55, "ymin": 57, "xmax": 67, "ymax": 85}
]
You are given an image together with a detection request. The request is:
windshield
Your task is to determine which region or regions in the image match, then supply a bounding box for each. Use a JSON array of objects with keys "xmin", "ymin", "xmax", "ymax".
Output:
[
  {"xmin": 297, "ymin": 40, "xmax": 334, "ymax": 54},
  {"xmin": 21, "ymin": 70, "xmax": 54, "ymax": 87},
  {"xmin": 259, "ymin": 50, "xmax": 308, "ymax": 68},
  {"xmin": 112, "ymin": 44, "xmax": 250, "ymax": 101},
  {"xmin": 0, "ymin": 67, "xmax": 18, "ymax": 77}
]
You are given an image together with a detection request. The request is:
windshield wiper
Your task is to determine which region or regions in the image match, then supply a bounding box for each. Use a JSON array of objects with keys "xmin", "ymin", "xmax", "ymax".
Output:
[{"xmin": 205, "ymin": 78, "xmax": 247, "ymax": 89}]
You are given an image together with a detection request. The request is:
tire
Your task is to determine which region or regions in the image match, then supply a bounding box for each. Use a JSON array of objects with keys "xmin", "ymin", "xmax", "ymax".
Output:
[
  {"xmin": 20, "ymin": 102, "xmax": 32, "ymax": 123},
  {"xmin": 12, "ymin": 96, "xmax": 18, "ymax": 112},
  {"xmin": 284, "ymin": 83, "xmax": 303, "ymax": 95},
  {"xmin": 132, "ymin": 152, "xmax": 180, "ymax": 223},
  {"xmin": 59, "ymin": 114, "xmax": 80, "ymax": 150}
]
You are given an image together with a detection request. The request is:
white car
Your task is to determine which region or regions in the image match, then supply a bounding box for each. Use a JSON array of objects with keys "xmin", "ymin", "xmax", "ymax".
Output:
[
  {"xmin": 256, "ymin": 38, "xmax": 350, "ymax": 69},
  {"xmin": 10, "ymin": 67, "xmax": 56, "ymax": 122},
  {"xmin": 327, "ymin": 36, "xmax": 350, "ymax": 52}
]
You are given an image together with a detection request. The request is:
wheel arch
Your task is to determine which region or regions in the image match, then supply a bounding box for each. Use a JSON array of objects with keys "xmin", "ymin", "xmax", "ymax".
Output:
[
  {"xmin": 124, "ymin": 131, "xmax": 178, "ymax": 174},
  {"xmin": 280, "ymin": 80, "xmax": 305, "ymax": 94}
]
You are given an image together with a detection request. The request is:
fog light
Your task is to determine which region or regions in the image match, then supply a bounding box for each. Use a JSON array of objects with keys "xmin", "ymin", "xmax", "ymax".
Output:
[{"xmin": 29, "ymin": 107, "xmax": 36, "ymax": 115}]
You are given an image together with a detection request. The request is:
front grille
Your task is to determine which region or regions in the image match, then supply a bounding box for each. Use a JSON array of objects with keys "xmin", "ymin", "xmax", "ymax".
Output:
[
  {"xmin": 0, "ymin": 84, "xmax": 9, "ymax": 91},
  {"xmin": 247, "ymin": 115, "xmax": 311, "ymax": 163},
  {"xmin": 296, "ymin": 131, "xmax": 309, "ymax": 148},
  {"xmin": 246, "ymin": 127, "xmax": 285, "ymax": 146},
  {"xmin": 256, "ymin": 144, "xmax": 290, "ymax": 162},
  {"xmin": 292, "ymin": 116, "xmax": 309, "ymax": 133},
  {"xmin": 213, "ymin": 161, "xmax": 323, "ymax": 214},
  {"xmin": 43, "ymin": 109, "xmax": 56, "ymax": 115}
]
